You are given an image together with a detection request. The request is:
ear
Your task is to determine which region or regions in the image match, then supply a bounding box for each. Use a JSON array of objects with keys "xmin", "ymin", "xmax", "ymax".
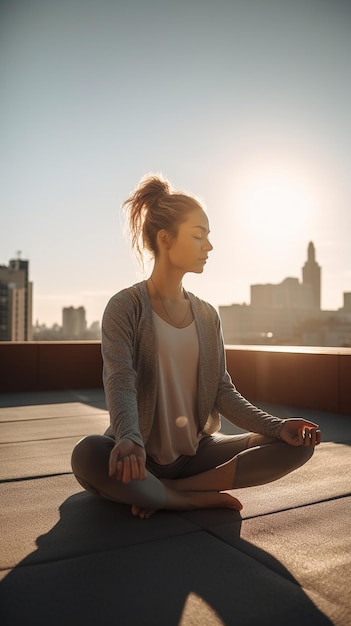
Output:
[{"xmin": 157, "ymin": 229, "xmax": 172, "ymax": 250}]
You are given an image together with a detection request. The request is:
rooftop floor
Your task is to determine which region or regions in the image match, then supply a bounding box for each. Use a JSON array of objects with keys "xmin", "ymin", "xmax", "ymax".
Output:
[{"xmin": 0, "ymin": 389, "xmax": 350, "ymax": 625}]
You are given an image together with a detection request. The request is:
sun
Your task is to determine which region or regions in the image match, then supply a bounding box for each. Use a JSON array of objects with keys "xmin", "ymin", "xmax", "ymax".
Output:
[{"xmin": 233, "ymin": 166, "xmax": 313, "ymax": 243}]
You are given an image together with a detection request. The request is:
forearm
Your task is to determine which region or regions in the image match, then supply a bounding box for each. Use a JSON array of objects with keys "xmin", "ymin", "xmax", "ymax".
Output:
[
  {"xmin": 102, "ymin": 323, "xmax": 143, "ymax": 447},
  {"xmin": 217, "ymin": 380, "xmax": 285, "ymax": 438},
  {"xmin": 104, "ymin": 378, "xmax": 144, "ymax": 446},
  {"xmin": 213, "ymin": 317, "xmax": 284, "ymax": 438}
]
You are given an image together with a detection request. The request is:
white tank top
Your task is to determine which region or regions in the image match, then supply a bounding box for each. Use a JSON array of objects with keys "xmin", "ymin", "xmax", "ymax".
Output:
[{"xmin": 146, "ymin": 312, "xmax": 200, "ymax": 464}]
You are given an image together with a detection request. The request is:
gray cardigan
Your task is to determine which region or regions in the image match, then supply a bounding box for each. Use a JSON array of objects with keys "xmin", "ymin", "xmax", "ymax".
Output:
[{"xmin": 102, "ymin": 281, "xmax": 284, "ymax": 447}]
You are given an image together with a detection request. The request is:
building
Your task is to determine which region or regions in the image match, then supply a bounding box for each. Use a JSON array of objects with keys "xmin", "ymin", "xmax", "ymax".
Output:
[
  {"xmin": 219, "ymin": 242, "xmax": 351, "ymax": 347},
  {"xmin": 62, "ymin": 306, "xmax": 87, "ymax": 339},
  {"xmin": 302, "ymin": 241, "xmax": 321, "ymax": 309},
  {"xmin": 0, "ymin": 258, "xmax": 33, "ymax": 341},
  {"xmin": 342, "ymin": 292, "xmax": 351, "ymax": 312},
  {"xmin": 251, "ymin": 277, "xmax": 314, "ymax": 310}
]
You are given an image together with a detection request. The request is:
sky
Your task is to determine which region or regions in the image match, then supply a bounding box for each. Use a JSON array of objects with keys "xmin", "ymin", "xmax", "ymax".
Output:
[{"xmin": 1, "ymin": 0, "xmax": 351, "ymax": 326}]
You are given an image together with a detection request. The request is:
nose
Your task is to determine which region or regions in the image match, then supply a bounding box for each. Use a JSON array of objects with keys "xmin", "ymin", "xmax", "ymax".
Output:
[{"xmin": 204, "ymin": 238, "xmax": 213, "ymax": 252}]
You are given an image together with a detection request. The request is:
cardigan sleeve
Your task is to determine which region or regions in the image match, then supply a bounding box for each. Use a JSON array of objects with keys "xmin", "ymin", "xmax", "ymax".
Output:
[
  {"xmin": 101, "ymin": 291, "xmax": 144, "ymax": 447},
  {"xmin": 213, "ymin": 311, "xmax": 286, "ymax": 438}
]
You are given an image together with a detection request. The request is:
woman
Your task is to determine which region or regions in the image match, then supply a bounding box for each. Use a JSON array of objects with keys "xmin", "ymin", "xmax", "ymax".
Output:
[{"xmin": 71, "ymin": 174, "xmax": 321, "ymax": 519}]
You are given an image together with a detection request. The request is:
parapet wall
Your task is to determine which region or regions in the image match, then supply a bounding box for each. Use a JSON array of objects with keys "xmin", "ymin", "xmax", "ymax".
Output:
[
  {"xmin": 226, "ymin": 346, "xmax": 351, "ymax": 415},
  {"xmin": 0, "ymin": 342, "xmax": 103, "ymax": 394},
  {"xmin": 1, "ymin": 342, "xmax": 350, "ymax": 415}
]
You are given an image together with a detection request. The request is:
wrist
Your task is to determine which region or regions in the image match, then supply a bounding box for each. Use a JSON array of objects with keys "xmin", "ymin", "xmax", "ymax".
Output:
[{"xmin": 277, "ymin": 420, "xmax": 287, "ymax": 440}]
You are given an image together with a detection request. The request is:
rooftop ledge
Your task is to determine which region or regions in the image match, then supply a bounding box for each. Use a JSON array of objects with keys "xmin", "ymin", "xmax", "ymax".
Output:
[
  {"xmin": 226, "ymin": 344, "xmax": 351, "ymax": 354},
  {"xmin": 1, "ymin": 341, "xmax": 350, "ymax": 415}
]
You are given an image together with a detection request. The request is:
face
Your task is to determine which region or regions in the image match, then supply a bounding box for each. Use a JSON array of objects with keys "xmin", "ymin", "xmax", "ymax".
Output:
[{"xmin": 167, "ymin": 208, "xmax": 213, "ymax": 274}]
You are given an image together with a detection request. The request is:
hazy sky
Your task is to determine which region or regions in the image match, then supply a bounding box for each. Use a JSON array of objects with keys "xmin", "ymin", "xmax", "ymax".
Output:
[{"xmin": 2, "ymin": 0, "xmax": 351, "ymax": 326}]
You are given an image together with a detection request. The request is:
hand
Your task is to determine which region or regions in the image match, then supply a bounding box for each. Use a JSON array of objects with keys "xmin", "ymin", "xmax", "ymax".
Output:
[
  {"xmin": 109, "ymin": 438, "xmax": 146, "ymax": 483},
  {"xmin": 279, "ymin": 419, "xmax": 321, "ymax": 447}
]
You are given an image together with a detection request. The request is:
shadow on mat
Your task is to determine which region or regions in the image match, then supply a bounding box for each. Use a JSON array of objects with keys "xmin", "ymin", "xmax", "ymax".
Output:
[{"xmin": 0, "ymin": 492, "xmax": 331, "ymax": 626}]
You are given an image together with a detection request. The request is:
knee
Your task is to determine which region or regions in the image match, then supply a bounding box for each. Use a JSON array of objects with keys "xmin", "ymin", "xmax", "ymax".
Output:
[
  {"xmin": 71, "ymin": 435, "xmax": 111, "ymax": 477},
  {"xmin": 71, "ymin": 435, "xmax": 97, "ymax": 470},
  {"xmin": 295, "ymin": 443, "xmax": 315, "ymax": 466},
  {"xmin": 283, "ymin": 441, "xmax": 315, "ymax": 472}
]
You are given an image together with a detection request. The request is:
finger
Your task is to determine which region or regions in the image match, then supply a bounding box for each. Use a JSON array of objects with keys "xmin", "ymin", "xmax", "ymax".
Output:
[
  {"xmin": 304, "ymin": 428, "xmax": 313, "ymax": 446},
  {"xmin": 137, "ymin": 456, "xmax": 146, "ymax": 480},
  {"xmin": 122, "ymin": 456, "xmax": 131, "ymax": 483},
  {"xmin": 308, "ymin": 428, "xmax": 317, "ymax": 447},
  {"xmin": 109, "ymin": 450, "xmax": 119, "ymax": 477},
  {"xmin": 302, "ymin": 420, "xmax": 319, "ymax": 429},
  {"xmin": 303, "ymin": 428, "xmax": 315, "ymax": 447},
  {"xmin": 297, "ymin": 428, "xmax": 305, "ymax": 446},
  {"xmin": 302, "ymin": 428, "xmax": 310, "ymax": 447},
  {"xmin": 316, "ymin": 429, "xmax": 322, "ymax": 445},
  {"xmin": 115, "ymin": 459, "xmax": 123, "ymax": 481},
  {"xmin": 129, "ymin": 454, "xmax": 139, "ymax": 480},
  {"xmin": 108, "ymin": 456, "xmax": 115, "ymax": 477}
]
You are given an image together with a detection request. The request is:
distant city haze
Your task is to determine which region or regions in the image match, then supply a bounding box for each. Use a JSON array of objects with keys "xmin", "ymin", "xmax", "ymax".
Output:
[
  {"xmin": 2, "ymin": 241, "xmax": 349, "ymax": 345},
  {"xmin": 2, "ymin": 0, "xmax": 351, "ymax": 326},
  {"xmin": 220, "ymin": 242, "xmax": 351, "ymax": 347}
]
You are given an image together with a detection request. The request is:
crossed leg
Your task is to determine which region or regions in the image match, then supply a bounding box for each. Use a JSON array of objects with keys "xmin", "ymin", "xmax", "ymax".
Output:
[
  {"xmin": 71, "ymin": 435, "xmax": 241, "ymax": 518},
  {"xmin": 71, "ymin": 433, "xmax": 315, "ymax": 519},
  {"xmin": 164, "ymin": 433, "xmax": 314, "ymax": 494}
]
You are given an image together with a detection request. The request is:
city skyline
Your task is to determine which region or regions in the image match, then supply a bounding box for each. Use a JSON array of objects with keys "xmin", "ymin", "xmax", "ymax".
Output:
[
  {"xmin": 14, "ymin": 238, "xmax": 351, "ymax": 330},
  {"xmin": 219, "ymin": 241, "xmax": 351, "ymax": 347},
  {"xmin": 2, "ymin": 0, "xmax": 351, "ymax": 326}
]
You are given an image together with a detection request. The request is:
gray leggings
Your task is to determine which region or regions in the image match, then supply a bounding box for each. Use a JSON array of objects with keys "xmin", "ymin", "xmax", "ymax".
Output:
[{"xmin": 71, "ymin": 432, "xmax": 314, "ymax": 510}]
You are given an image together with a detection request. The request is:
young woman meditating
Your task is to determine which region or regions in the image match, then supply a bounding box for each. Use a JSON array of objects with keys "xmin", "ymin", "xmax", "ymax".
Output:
[{"xmin": 71, "ymin": 175, "xmax": 321, "ymax": 519}]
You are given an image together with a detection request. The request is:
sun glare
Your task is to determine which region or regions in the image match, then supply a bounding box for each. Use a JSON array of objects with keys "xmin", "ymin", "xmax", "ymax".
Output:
[{"xmin": 234, "ymin": 167, "xmax": 313, "ymax": 243}]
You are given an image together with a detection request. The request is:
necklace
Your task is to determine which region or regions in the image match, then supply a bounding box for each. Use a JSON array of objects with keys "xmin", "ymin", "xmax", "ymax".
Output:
[{"xmin": 149, "ymin": 277, "xmax": 191, "ymax": 328}]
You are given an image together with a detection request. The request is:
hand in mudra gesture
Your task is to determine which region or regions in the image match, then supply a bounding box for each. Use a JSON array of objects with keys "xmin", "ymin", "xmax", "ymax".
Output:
[
  {"xmin": 279, "ymin": 418, "xmax": 321, "ymax": 447},
  {"xmin": 109, "ymin": 438, "xmax": 146, "ymax": 483}
]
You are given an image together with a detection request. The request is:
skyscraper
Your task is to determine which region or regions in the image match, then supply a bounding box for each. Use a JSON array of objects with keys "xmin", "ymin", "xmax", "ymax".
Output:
[
  {"xmin": 302, "ymin": 242, "xmax": 321, "ymax": 310},
  {"xmin": 62, "ymin": 306, "xmax": 87, "ymax": 339},
  {"xmin": 0, "ymin": 258, "xmax": 33, "ymax": 341}
]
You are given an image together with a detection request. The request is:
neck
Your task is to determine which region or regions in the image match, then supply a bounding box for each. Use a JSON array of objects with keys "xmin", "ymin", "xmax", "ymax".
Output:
[
  {"xmin": 148, "ymin": 274, "xmax": 191, "ymax": 328},
  {"xmin": 149, "ymin": 270, "xmax": 184, "ymax": 300}
]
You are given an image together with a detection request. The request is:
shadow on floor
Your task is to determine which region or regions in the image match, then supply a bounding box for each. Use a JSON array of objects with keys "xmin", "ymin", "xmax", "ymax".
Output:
[
  {"xmin": 0, "ymin": 492, "xmax": 332, "ymax": 626},
  {"xmin": 0, "ymin": 389, "xmax": 106, "ymax": 410}
]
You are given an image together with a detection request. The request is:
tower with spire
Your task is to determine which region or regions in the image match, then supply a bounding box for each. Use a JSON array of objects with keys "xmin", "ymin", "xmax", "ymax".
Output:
[{"xmin": 302, "ymin": 242, "xmax": 321, "ymax": 310}]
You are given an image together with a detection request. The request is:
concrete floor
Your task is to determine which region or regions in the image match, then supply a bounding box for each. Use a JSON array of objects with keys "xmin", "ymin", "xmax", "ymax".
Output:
[{"xmin": 0, "ymin": 389, "xmax": 350, "ymax": 626}]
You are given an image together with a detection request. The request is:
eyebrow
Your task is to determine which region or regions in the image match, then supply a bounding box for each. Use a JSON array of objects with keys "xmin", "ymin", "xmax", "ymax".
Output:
[{"xmin": 192, "ymin": 225, "xmax": 210, "ymax": 233}]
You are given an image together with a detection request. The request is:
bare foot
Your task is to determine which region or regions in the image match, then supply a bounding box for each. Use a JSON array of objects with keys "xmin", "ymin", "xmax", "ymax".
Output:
[
  {"xmin": 131, "ymin": 504, "xmax": 156, "ymax": 519},
  {"xmin": 129, "ymin": 488, "xmax": 242, "ymax": 520},
  {"xmin": 165, "ymin": 488, "xmax": 243, "ymax": 512}
]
